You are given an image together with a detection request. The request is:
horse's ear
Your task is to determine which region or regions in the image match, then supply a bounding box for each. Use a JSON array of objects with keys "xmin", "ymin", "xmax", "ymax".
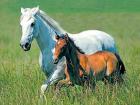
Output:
[
  {"xmin": 55, "ymin": 35, "xmax": 60, "ymax": 40},
  {"xmin": 32, "ymin": 6, "xmax": 39, "ymax": 15},
  {"xmin": 64, "ymin": 33, "xmax": 69, "ymax": 41},
  {"xmin": 55, "ymin": 31, "xmax": 60, "ymax": 40},
  {"xmin": 21, "ymin": 7, "xmax": 25, "ymax": 14}
]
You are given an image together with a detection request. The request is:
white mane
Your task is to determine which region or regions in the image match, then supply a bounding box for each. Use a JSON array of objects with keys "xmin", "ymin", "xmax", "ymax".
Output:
[
  {"xmin": 20, "ymin": 8, "xmax": 66, "ymax": 34},
  {"xmin": 38, "ymin": 10, "xmax": 66, "ymax": 34}
]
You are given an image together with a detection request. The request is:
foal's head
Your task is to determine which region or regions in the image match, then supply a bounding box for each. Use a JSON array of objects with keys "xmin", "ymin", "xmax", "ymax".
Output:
[{"xmin": 53, "ymin": 34, "xmax": 69, "ymax": 64}]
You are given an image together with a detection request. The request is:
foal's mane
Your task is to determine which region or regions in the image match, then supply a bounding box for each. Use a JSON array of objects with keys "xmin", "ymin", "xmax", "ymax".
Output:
[
  {"xmin": 65, "ymin": 35, "xmax": 85, "ymax": 85},
  {"xmin": 67, "ymin": 36, "xmax": 85, "ymax": 54}
]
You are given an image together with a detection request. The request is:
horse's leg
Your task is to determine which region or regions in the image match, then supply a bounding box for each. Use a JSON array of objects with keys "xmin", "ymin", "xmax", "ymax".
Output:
[{"xmin": 40, "ymin": 59, "xmax": 65, "ymax": 95}]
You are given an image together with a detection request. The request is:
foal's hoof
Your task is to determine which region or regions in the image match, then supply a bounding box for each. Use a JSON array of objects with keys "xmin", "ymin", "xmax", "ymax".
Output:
[{"xmin": 56, "ymin": 83, "xmax": 62, "ymax": 90}]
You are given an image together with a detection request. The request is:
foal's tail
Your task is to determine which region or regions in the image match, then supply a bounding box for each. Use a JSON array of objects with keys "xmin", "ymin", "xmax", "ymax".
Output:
[{"xmin": 114, "ymin": 53, "xmax": 126, "ymax": 74}]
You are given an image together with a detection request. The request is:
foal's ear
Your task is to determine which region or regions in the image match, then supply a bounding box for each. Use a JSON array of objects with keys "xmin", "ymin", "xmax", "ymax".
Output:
[
  {"xmin": 64, "ymin": 33, "xmax": 69, "ymax": 41},
  {"xmin": 55, "ymin": 35, "xmax": 60, "ymax": 40}
]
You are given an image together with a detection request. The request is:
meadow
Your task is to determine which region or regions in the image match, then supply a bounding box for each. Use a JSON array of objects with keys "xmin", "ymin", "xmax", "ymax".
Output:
[{"xmin": 0, "ymin": 0, "xmax": 140, "ymax": 105}]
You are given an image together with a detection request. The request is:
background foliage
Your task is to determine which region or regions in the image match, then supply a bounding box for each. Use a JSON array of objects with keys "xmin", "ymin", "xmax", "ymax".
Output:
[{"xmin": 0, "ymin": 0, "xmax": 140, "ymax": 105}]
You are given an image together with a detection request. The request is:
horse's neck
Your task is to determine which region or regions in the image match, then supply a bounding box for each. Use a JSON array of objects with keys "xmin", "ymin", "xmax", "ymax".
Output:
[
  {"xmin": 36, "ymin": 16, "xmax": 55, "ymax": 55},
  {"xmin": 35, "ymin": 16, "xmax": 58, "ymax": 74},
  {"xmin": 35, "ymin": 15, "xmax": 66, "ymax": 54}
]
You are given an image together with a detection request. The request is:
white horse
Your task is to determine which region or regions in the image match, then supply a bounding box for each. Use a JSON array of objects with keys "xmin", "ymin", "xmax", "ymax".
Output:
[{"xmin": 19, "ymin": 6, "xmax": 117, "ymax": 94}]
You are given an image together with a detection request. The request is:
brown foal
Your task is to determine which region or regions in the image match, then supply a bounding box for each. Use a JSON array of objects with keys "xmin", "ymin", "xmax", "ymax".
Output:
[{"xmin": 53, "ymin": 33, "xmax": 125, "ymax": 88}]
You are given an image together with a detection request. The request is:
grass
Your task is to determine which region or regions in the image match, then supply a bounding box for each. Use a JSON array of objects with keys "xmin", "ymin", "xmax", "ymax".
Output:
[{"xmin": 0, "ymin": 0, "xmax": 140, "ymax": 105}]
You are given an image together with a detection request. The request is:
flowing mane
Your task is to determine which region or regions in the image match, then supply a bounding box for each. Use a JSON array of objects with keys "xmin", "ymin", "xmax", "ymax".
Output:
[
  {"xmin": 59, "ymin": 35, "xmax": 85, "ymax": 85},
  {"xmin": 67, "ymin": 36, "xmax": 85, "ymax": 54},
  {"xmin": 39, "ymin": 10, "xmax": 66, "ymax": 34}
]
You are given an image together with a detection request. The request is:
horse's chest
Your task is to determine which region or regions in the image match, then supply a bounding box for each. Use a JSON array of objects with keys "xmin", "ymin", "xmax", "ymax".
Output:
[{"xmin": 39, "ymin": 52, "xmax": 54, "ymax": 74}]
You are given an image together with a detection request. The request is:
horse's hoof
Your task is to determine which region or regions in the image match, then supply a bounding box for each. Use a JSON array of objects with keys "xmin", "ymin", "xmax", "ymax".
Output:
[
  {"xmin": 41, "ymin": 84, "xmax": 47, "ymax": 95},
  {"xmin": 40, "ymin": 93, "xmax": 47, "ymax": 104}
]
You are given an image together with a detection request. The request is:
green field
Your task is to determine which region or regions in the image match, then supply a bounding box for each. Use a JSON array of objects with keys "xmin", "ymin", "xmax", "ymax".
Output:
[{"xmin": 0, "ymin": 0, "xmax": 140, "ymax": 105}]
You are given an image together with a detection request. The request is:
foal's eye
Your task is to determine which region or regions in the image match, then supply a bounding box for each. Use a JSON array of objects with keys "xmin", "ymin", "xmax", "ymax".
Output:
[{"xmin": 31, "ymin": 22, "xmax": 35, "ymax": 27}]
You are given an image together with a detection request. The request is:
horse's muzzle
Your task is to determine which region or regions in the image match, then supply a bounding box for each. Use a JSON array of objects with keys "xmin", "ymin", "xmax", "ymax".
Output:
[
  {"xmin": 20, "ymin": 42, "xmax": 31, "ymax": 51},
  {"xmin": 53, "ymin": 58, "xmax": 59, "ymax": 64}
]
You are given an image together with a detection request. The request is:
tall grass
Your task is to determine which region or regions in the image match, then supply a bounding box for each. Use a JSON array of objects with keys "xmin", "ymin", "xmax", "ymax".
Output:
[{"xmin": 0, "ymin": 0, "xmax": 140, "ymax": 105}]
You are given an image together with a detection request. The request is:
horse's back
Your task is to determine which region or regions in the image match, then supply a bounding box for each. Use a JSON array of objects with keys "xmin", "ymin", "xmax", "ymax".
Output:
[{"xmin": 69, "ymin": 30, "xmax": 117, "ymax": 54}]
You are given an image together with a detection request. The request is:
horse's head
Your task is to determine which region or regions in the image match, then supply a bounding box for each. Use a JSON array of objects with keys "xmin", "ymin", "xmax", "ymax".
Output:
[
  {"xmin": 20, "ymin": 6, "xmax": 40, "ymax": 51},
  {"xmin": 53, "ymin": 33, "xmax": 69, "ymax": 64}
]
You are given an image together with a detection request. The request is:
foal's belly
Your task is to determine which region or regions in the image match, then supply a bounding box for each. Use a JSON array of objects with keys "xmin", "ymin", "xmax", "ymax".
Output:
[{"xmin": 87, "ymin": 55, "xmax": 106, "ymax": 74}]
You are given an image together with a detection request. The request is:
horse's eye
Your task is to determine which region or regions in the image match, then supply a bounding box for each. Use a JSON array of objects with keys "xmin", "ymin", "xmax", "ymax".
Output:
[{"xmin": 31, "ymin": 22, "xmax": 35, "ymax": 27}]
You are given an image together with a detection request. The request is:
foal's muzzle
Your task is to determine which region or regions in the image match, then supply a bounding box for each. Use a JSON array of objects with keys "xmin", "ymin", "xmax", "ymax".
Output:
[
  {"xmin": 53, "ymin": 58, "xmax": 59, "ymax": 64},
  {"xmin": 20, "ymin": 42, "xmax": 31, "ymax": 51}
]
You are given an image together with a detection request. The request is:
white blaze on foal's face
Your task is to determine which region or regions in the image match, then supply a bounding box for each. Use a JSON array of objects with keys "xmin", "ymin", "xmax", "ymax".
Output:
[
  {"xmin": 20, "ymin": 7, "xmax": 39, "ymax": 51},
  {"xmin": 53, "ymin": 35, "xmax": 67, "ymax": 64}
]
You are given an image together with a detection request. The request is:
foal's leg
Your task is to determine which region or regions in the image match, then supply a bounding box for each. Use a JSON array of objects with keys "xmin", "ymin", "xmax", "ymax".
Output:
[
  {"xmin": 85, "ymin": 70, "xmax": 96, "ymax": 90},
  {"xmin": 104, "ymin": 60, "xmax": 117, "ymax": 84},
  {"xmin": 112, "ymin": 70, "xmax": 124, "ymax": 84},
  {"xmin": 56, "ymin": 66, "xmax": 72, "ymax": 89},
  {"xmin": 107, "ymin": 59, "xmax": 124, "ymax": 84}
]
